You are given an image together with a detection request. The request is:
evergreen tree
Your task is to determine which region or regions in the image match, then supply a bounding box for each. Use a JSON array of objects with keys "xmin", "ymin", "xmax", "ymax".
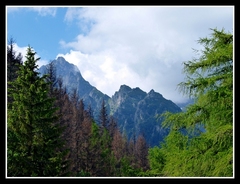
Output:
[
  {"xmin": 7, "ymin": 46, "xmax": 69, "ymax": 176},
  {"xmin": 86, "ymin": 104, "xmax": 94, "ymax": 119},
  {"xmin": 108, "ymin": 115, "xmax": 118, "ymax": 139},
  {"xmin": 7, "ymin": 37, "xmax": 23, "ymax": 82},
  {"xmin": 151, "ymin": 28, "xmax": 233, "ymax": 177},
  {"xmin": 98, "ymin": 99, "xmax": 108, "ymax": 130},
  {"xmin": 43, "ymin": 60, "xmax": 73, "ymax": 175},
  {"xmin": 147, "ymin": 146, "xmax": 165, "ymax": 176},
  {"xmin": 7, "ymin": 37, "xmax": 23, "ymax": 104},
  {"xmin": 44, "ymin": 60, "xmax": 58, "ymax": 97}
]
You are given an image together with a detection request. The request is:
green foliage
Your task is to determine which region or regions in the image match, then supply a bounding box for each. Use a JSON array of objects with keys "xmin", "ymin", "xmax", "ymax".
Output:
[
  {"xmin": 7, "ymin": 37, "xmax": 23, "ymax": 104},
  {"xmin": 7, "ymin": 46, "xmax": 69, "ymax": 177},
  {"xmin": 117, "ymin": 157, "xmax": 143, "ymax": 177},
  {"xmin": 76, "ymin": 170, "xmax": 91, "ymax": 177},
  {"xmin": 150, "ymin": 28, "xmax": 233, "ymax": 177},
  {"xmin": 7, "ymin": 28, "xmax": 233, "ymax": 177},
  {"xmin": 7, "ymin": 37, "xmax": 23, "ymax": 83},
  {"xmin": 147, "ymin": 146, "xmax": 165, "ymax": 176}
]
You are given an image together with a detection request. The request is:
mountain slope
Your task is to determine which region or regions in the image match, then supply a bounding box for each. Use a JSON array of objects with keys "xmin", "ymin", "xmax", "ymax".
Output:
[
  {"xmin": 38, "ymin": 57, "xmax": 111, "ymax": 119},
  {"xmin": 110, "ymin": 86, "xmax": 181, "ymax": 146},
  {"xmin": 39, "ymin": 57, "xmax": 182, "ymax": 147}
]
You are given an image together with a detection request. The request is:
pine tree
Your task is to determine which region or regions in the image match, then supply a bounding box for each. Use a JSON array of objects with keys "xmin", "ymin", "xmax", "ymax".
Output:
[
  {"xmin": 43, "ymin": 60, "xmax": 73, "ymax": 175},
  {"xmin": 99, "ymin": 99, "xmax": 108, "ymax": 130},
  {"xmin": 7, "ymin": 37, "xmax": 23, "ymax": 104},
  {"xmin": 151, "ymin": 28, "xmax": 233, "ymax": 177},
  {"xmin": 44, "ymin": 60, "xmax": 58, "ymax": 97},
  {"xmin": 108, "ymin": 115, "xmax": 118, "ymax": 139},
  {"xmin": 7, "ymin": 46, "xmax": 69, "ymax": 176},
  {"xmin": 7, "ymin": 37, "xmax": 23, "ymax": 82}
]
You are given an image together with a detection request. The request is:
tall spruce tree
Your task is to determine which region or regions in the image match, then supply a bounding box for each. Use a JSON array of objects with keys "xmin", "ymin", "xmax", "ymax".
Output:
[
  {"xmin": 7, "ymin": 37, "xmax": 23, "ymax": 82},
  {"xmin": 44, "ymin": 60, "xmax": 58, "ymax": 97},
  {"xmin": 150, "ymin": 28, "xmax": 233, "ymax": 177},
  {"xmin": 7, "ymin": 37, "xmax": 23, "ymax": 104},
  {"xmin": 99, "ymin": 99, "xmax": 108, "ymax": 130},
  {"xmin": 7, "ymin": 46, "xmax": 69, "ymax": 177}
]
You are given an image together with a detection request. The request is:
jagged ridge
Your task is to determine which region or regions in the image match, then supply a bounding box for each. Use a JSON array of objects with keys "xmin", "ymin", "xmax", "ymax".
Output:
[{"xmin": 39, "ymin": 57, "xmax": 182, "ymax": 147}]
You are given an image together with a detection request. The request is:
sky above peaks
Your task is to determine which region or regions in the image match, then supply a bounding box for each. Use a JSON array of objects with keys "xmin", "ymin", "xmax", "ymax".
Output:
[{"xmin": 6, "ymin": 6, "xmax": 234, "ymax": 103}]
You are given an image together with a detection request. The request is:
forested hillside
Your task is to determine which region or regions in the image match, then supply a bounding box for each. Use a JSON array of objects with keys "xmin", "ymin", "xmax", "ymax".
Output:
[{"xmin": 7, "ymin": 28, "xmax": 233, "ymax": 177}]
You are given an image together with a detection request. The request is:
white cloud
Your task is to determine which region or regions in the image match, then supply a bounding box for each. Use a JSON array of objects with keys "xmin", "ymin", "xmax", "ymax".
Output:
[
  {"xmin": 59, "ymin": 6, "xmax": 233, "ymax": 103},
  {"xmin": 29, "ymin": 7, "xmax": 57, "ymax": 17},
  {"xmin": 57, "ymin": 50, "xmax": 141, "ymax": 98},
  {"xmin": 6, "ymin": 6, "xmax": 57, "ymax": 17},
  {"xmin": 11, "ymin": 44, "xmax": 28, "ymax": 60},
  {"xmin": 9, "ymin": 44, "xmax": 49, "ymax": 68}
]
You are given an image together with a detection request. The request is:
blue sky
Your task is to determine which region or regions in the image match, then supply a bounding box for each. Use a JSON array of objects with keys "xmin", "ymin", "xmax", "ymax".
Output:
[
  {"xmin": 6, "ymin": 6, "xmax": 234, "ymax": 103},
  {"xmin": 7, "ymin": 7, "xmax": 80, "ymax": 62}
]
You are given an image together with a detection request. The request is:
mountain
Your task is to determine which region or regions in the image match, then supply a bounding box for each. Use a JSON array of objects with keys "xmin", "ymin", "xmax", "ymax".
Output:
[
  {"xmin": 110, "ymin": 86, "xmax": 181, "ymax": 146},
  {"xmin": 39, "ymin": 57, "xmax": 182, "ymax": 147},
  {"xmin": 38, "ymin": 56, "xmax": 111, "ymax": 119}
]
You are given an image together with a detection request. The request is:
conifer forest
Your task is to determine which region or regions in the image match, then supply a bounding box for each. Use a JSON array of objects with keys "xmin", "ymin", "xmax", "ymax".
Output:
[{"xmin": 7, "ymin": 28, "xmax": 233, "ymax": 177}]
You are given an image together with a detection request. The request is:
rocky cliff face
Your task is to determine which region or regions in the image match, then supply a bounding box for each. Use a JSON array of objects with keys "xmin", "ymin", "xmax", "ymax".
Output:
[
  {"xmin": 39, "ymin": 57, "xmax": 182, "ymax": 147},
  {"xmin": 110, "ymin": 86, "xmax": 181, "ymax": 146}
]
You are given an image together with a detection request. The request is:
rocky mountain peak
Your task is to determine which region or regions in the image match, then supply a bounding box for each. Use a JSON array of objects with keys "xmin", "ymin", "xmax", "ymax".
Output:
[
  {"xmin": 148, "ymin": 89, "xmax": 155, "ymax": 94},
  {"xmin": 56, "ymin": 56, "xmax": 66, "ymax": 63},
  {"xmin": 39, "ymin": 56, "xmax": 182, "ymax": 147},
  {"xmin": 148, "ymin": 89, "xmax": 163, "ymax": 98},
  {"xmin": 118, "ymin": 84, "xmax": 132, "ymax": 93}
]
